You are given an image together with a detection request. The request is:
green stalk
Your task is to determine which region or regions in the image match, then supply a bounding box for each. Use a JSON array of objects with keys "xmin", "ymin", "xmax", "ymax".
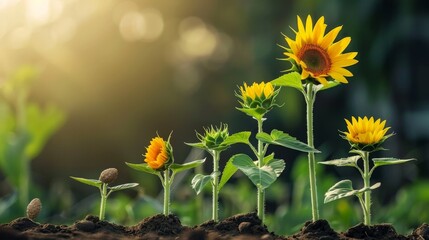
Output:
[
  {"xmin": 362, "ymin": 151, "xmax": 371, "ymax": 225},
  {"xmin": 305, "ymin": 83, "xmax": 319, "ymax": 221},
  {"xmin": 163, "ymin": 169, "xmax": 171, "ymax": 215},
  {"xmin": 99, "ymin": 183, "xmax": 107, "ymax": 220},
  {"xmin": 212, "ymin": 150, "xmax": 220, "ymax": 221},
  {"xmin": 256, "ymin": 118, "xmax": 265, "ymax": 222}
]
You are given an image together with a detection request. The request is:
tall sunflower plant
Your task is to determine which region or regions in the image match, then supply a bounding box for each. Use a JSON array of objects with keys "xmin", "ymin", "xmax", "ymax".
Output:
[
  {"xmin": 229, "ymin": 82, "xmax": 319, "ymax": 223},
  {"xmin": 271, "ymin": 15, "xmax": 359, "ymax": 221},
  {"xmin": 320, "ymin": 117, "xmax": 415, "ymax": 226},
  {"xmin": 126, "ymin": 133, "xmax": 205, "ymax": 215}
]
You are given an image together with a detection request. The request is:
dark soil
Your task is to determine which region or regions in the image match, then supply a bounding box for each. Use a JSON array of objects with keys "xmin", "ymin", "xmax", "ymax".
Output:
[{"xmin": 0, "ymin": 212, "xmax": 428, "ymax": 240}]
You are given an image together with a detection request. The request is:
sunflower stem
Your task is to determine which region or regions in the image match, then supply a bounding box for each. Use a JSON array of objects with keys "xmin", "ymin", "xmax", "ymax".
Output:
[
  {"xmin": 362, "ymin": 151, "xmax": 371, "ymax": 225},
  {"xmin": 305, "ymin": 83, "xmax": 319, "ymax": 221},
  {"xmin": 256, "ymin": 117, "xmax": 265, "ymax": 222},
  {"xmin": 212, "ymin": 150, "xmax": 220, "ymax": 222},
  {"xmin": 99, "ymin": 183, "xmax": 108, "ymax": 220},
  {"xmin": 163, "ymin": 169, "xmax": 171, "ymax": 215}
]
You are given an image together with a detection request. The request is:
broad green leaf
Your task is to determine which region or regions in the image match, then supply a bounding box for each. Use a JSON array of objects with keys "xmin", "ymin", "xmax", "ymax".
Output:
[
  {"xmin": 314, "ymin": 81, "xmax": 341, "ymax": 92},
  {"xmin": 170, "ymin": 159, "xmax": 206, "ymax": 173},
  {"xmin": 108, "ymin": 183, "xmax": 139, "ymax": 192},
  {"xmin": 319, "ymin": 156, "xmax": 361, "ymax": 167},
  {"xmin": 219, "ymin": 157, "xmax": 238, "ymax": 191},
  {"xmin": 223, "ymin": 131, "xmax": 251, "ymax": 146},
  {"xmin": 191, "ymin": 174, "xmax": 213, "ymax": 194},
  {"xmin": 270, "ymin": 72, "xmax": 303, "ymax": 91},
  {"xmin": 324, "ymin": 180, "xmax": 357, "ymax": 203},
  {"xmin": 125, "ymin": 162, "xmax": 159, "ymax": 175},
  {"xmin": 70, "ymin": 177, "xmax": 102, "ymax": 188},
  {"xmin": 324, "ymin": 180, "xmax": 381, "ymax": 203},
  {"xmin": 256, "ymin": 129, "xmax": 319, "ymax": 153},
  {"xmin": 231, "ymin": 154, "xmax": 284, "ymax": 190},
  {"xmin": 372, "ymin": 158, "xmax": 416, "ymax": 167}
]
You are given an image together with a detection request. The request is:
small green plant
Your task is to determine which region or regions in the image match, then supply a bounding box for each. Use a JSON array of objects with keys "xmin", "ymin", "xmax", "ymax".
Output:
[
  {"xmin": 126, "ymin": 133, "xmax": 205, "ymax": 215},
  {"xmin": 71, "ymin": 168, "xmax": 138, "ymax": 220},
  {"xmin": 321, "ymin": 116, "xmax": 415, "ymax": 225},
  {"xmin": 187, "ymin": 123, "xmax": 242, "ymax": 222},
  {"xmin": 273, "ymin": 15, "xmax": 358, "ymax": 221},
  {"xmin": 231, "ymin": 81, "xmax": 318, "ymax": 222}
]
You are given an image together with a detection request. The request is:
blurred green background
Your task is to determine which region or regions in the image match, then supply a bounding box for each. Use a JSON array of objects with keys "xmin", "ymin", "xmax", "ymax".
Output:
[{"xmin": 1, "ymin": 0, "xmax": 428, "ymax": 236}]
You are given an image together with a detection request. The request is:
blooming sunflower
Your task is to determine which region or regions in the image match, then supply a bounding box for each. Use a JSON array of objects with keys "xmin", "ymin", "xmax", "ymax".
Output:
[
  {"xmin": 144, "ymin": 136, "xmax": 171, "ymax": 170},
  {"xmin": 343, "ymin": 116, "xmax": 391, "ymax": 148},
  {"xmin": 240, "ymin": 82, "xmax": 274, "ymax": 101},
  {"xmin": 236, "ymin": 82, "xmax": 280, "ymax": 119},
  {"xmin": 282, "ymin": 15, "xmax": 358, "ymax": 85}
]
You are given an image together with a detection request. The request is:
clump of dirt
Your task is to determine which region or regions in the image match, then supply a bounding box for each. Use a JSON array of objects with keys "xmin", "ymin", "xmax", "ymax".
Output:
[
  {"xmin": 130, "ymin": 213, "xmax": 184, "ymax": 236},
  {"xmin": 289, "ymin": 219, "xmax": 338, "ymax": 239},
  {"xmin": 343, "ymin": 223, "xmax": 407, "ymax": 240}
]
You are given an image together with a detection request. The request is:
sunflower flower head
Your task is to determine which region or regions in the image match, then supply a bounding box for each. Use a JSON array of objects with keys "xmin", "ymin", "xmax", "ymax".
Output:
[
  {"xmin": 144, "ymin": 134, "xmax": 173, "ymax": 171},
  {"xmin": 341, "ymin": 116, "xmax": 393, "ymax": 151},
  {"xmin": 236, "ymin": 82, "xmax": 280, "ymax": 119},
  {"xmin": 281, "ymin": 15, "xmax": 358, "ymax": 86},
  {"xmin": 196, "ymin": 123, "xmax": 230, "ymax": 151}
]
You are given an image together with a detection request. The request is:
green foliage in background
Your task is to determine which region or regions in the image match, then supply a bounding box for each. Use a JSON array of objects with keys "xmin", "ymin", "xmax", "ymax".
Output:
[{"xmin": 0, "ymin": 66, "xmax": 66, "ymax": 220}]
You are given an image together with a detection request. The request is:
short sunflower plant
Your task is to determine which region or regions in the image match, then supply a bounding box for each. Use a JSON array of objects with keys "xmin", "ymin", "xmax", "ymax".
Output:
[
  {"xmin": 187, "ymin": 123, "xmax": 240, "ymax": 222},
  {"xmin": 71, "ymin": 168, "xmax": 139, "ymax": 220},
  {"xmin": 229, "ymin": 81, "xmax": 319, "ymax": 222},
  {"xmin": 126, "ymin": 133, "xmax": 205, "ymax": 215},
  {"xmin": 271, "ymin": 15, "xmax": 359, "ymax": 221},
  {"xmin": 320, "ymin": 117, "xmax": 415, "ymax": 225}
]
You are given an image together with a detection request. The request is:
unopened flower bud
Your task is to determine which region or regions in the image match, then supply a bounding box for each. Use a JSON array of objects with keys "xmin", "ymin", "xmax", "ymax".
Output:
[
  {"xmin": 27, "ymin": 198, "xmax": 42, "ymax": 220},
  {"xmin": 99, "ymin": 168, "xmax": 118, "ymax": 184}
]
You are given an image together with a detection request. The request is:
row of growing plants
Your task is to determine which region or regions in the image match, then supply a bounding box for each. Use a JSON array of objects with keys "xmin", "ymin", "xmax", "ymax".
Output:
[{"xmin": 66, "ymin": 15, "xmax": 413, "ymax": 230}]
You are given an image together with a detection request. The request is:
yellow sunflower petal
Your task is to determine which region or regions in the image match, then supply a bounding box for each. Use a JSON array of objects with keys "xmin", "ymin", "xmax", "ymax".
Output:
[
  {"xmin": 330, "ymin": 72, "xmax": 349, "ymax": 83},
  {"xmin": 328, "ymin": 37, "xmax": 351, "ymax": 57},
  {"xmin": 320, "ymin": 26, "xmax": 342, "ymax": 49}
]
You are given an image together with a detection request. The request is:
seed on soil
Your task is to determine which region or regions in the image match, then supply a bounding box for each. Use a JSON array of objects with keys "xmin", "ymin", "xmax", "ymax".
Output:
[{"xmin": 26, "ymin": 198, "xmax": 42, "ymax": 220}]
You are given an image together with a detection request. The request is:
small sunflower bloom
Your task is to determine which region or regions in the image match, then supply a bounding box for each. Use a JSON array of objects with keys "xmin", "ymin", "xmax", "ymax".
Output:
[
  {"xmin": 237, "ymin": 82, "xmax": 280, "ymax": 118},
  {"xmin": 281, "ymin": 15, "xmax": 358, "ymax": 85},
  {"xmin": 144, "ymin": 136, "xmax": 173, "ymax": 170},
  {"xmin": 342, "ymin": 116, "xmax": 392, "ymax": 150}
]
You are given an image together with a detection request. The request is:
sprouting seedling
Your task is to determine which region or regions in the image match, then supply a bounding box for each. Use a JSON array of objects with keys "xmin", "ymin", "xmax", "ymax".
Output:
[
  {"xmin": 273, "ymin": 15, "xmax": 359, "ymax": 221},
  {"xmin": 26, "ymin": 198, "xmax": 42, "ymax": 220},
  {"xmin": 126, "ymin": 133, "xmax": 205, "ymax": 215},
  {"xmin": 230, "ymin": 81, "xmax": 318, "ymax": 223},
  {"xmin": 321, "ymin": 116, "xmax": 415, "ymax": 225},
  {"xmin": 186, "ymin": 123, "xmax": 239, "ymax": 222},
  {"xmin": 70, "ymin": 168, "xmax": 139, "ymax": 221}
]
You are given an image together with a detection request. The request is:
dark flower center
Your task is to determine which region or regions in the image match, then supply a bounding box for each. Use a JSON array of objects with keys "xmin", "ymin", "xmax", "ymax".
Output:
[{"xmin": 298, "ymin": 44, "xmax": 331, "ymax": 76}]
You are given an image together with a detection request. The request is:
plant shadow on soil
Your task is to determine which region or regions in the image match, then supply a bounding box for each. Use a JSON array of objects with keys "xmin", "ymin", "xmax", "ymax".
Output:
[{"xmin": 0, "ymin": 212, "xmax": 428, "ymax": 240}]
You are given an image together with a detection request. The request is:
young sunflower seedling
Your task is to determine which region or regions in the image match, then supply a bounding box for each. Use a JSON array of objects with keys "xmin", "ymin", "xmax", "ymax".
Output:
[
  {"xmin": 126, "ymin": 133, "xmax": 205, "ymax": 215},
  {"xmin": 187, "ymin": 123, "xmax": 243, "ymax": 222},
  {"xmin": 320, "ymin": 116, "xmax": 415, "ymax": 225},
  {"xmin": 71, "ymin": 168, "xmax": 139, "ymax": 221},
  {"xmin": 231, "ymin": 81, "xmax": 318, "ymax": 222},
  {"xmin": 273, "ymin": 15, "xmax": 359, "ymax": 221}
]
